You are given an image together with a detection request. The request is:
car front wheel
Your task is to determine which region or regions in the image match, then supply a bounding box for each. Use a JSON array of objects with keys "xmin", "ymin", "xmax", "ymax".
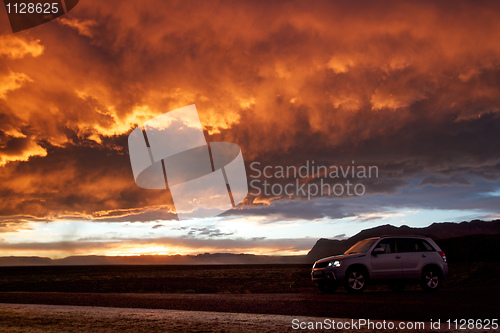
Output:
[
  {"xmin": 420, "ymin": 267, "xmax": 441, "ymax": 291},
  {"xmin": 344, "ymin": 268, "xmax": 367, "ymax": 293}
]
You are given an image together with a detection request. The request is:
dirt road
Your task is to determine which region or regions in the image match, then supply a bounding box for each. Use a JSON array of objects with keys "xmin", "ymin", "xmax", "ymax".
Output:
[
  {"xmin": 0, "ymin": 303, "xmax": 465, "ymax": 333},
  {"xmin": 0, "ymin": 288, "xmax": 497, "ymax": 321}
]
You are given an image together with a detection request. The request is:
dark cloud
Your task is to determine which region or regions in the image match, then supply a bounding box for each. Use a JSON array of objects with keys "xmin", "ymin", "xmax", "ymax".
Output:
[
  {"xmin": 419, "ymin": 176, "xmax": 472, "ymax": 187},
  {"xmin": 0, "ymin": 0, "xmax": 499, "ymax": 226},
  {"xmin": 226, "ymin": 199, "xmax": 350, "ymax": 221},
  {"xmin": 186, "ymin": 227, "xmax": 234, "ymax": 238},
  {"xmin": 0, "ymin": 235, "xmax": 316, "ymax": 254}
]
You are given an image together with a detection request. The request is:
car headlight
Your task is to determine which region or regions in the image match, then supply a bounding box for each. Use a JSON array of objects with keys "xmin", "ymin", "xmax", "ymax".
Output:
[{"xmin": 328, "ymin": 260, "xmax": 341, "ymax": 267}]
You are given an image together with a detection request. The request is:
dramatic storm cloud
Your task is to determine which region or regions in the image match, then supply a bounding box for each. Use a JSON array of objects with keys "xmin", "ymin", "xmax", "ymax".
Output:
[{"xmin": 0, "ymin": 0, "xmax": 499, "ymax": 257}]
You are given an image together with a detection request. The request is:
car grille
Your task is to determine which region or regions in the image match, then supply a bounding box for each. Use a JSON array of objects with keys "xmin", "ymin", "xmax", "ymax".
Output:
[
  {"xmin": 313, "ymin": 271, "xmax": 324, "ymax": 278},
  {"xmin": 314, "ymin": 261, "xmax": 329, "ymax": 268}
]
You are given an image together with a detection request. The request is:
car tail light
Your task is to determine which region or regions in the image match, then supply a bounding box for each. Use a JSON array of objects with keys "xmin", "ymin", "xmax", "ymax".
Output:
[{"xmin": 438, "ymin": 251, "xmax": 447, "ymax": 263}]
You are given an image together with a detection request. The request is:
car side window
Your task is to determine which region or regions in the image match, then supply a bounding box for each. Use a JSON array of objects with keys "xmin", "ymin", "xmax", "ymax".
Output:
[
  {"xmin": 374, "ymin": 239, "xmax": 395, "ymax": 253},
  {"xmin": 397, "ymin": 238, "xmax": 417, "ymax": 252},
  {"xmin": 397, "ymin": 238, "xmax": 434, "ymax": 252},
  {"xmin": 419, "ymin": 240, "xmax": 435, "ymax": 251}
]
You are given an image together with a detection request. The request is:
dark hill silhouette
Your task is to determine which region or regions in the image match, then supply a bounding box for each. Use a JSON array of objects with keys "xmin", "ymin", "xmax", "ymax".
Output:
[
  {"xmin": 0, "ymin": 253, "xmax": 308, "ymax": 266},
  {"xmin": 0, "ymin": 256, "xmax": 53, "ymax": 266}
]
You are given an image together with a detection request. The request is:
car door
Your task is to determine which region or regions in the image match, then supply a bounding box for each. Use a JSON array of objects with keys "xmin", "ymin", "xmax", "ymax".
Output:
[
  {"xmin": 397, "ymin": 238, "xmax": 431, "ymax": 279},
  {"xmin": 370, "ymin": 238, "xmax": 403, "ymax": 280}
]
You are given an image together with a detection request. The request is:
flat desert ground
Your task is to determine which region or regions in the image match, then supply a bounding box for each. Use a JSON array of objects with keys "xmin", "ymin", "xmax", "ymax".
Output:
[{"xmin": 0, "ymin": 264, "xmax": 498, "ymax": 332}]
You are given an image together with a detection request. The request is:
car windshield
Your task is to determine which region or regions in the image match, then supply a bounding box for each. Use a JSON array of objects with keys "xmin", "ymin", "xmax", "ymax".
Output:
[{"xmin": 344, "ymin": 238, "xmax": 378, "ymax": 254}]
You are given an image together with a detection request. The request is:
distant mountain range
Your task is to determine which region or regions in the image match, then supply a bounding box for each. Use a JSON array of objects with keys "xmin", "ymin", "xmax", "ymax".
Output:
[
  {"xmin": 1, "ymin": 220, "xmax": 499, "ymax": 266},
  {"xmin": 0, "ymin": 253, "xmax": 306, "ymax": 266}
]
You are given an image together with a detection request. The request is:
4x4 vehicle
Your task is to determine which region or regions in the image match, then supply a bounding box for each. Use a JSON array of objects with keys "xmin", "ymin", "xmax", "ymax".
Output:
[{"xmin": 311, "ymin": 235, "xmax": 448, "ymax": 293}]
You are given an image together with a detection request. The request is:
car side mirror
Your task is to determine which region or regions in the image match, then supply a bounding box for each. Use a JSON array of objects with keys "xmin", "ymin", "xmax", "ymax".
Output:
[{"xmin": 372, "ymin": 247, "xmax": 385, "ymax": 255}]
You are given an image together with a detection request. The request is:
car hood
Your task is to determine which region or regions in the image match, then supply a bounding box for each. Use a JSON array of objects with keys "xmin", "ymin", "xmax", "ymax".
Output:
[{"xmin": 315, "ymin": 253, "xmax": 365, "ymax": 264}]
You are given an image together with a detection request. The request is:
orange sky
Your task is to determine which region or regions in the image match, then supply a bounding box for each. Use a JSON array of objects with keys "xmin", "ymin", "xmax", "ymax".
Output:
[{"xmin": 1, "ymin": 0, "xmax": 499, "ymax": 258}]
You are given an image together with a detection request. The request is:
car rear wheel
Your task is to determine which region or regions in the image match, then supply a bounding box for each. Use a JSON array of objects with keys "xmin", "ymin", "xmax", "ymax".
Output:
[
  {"xmin": 344, "ymin": 268, "xmax": 367, "ymax": 293},
  {"xmin": 420, "ymin": 267, "xmax": 441, "ymax": 291}
]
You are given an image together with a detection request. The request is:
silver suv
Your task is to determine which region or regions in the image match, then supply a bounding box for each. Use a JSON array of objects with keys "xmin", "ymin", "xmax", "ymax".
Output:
[{"xmin": 311, "ymin": 235, "xmax": 448, "ymax": 293}]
